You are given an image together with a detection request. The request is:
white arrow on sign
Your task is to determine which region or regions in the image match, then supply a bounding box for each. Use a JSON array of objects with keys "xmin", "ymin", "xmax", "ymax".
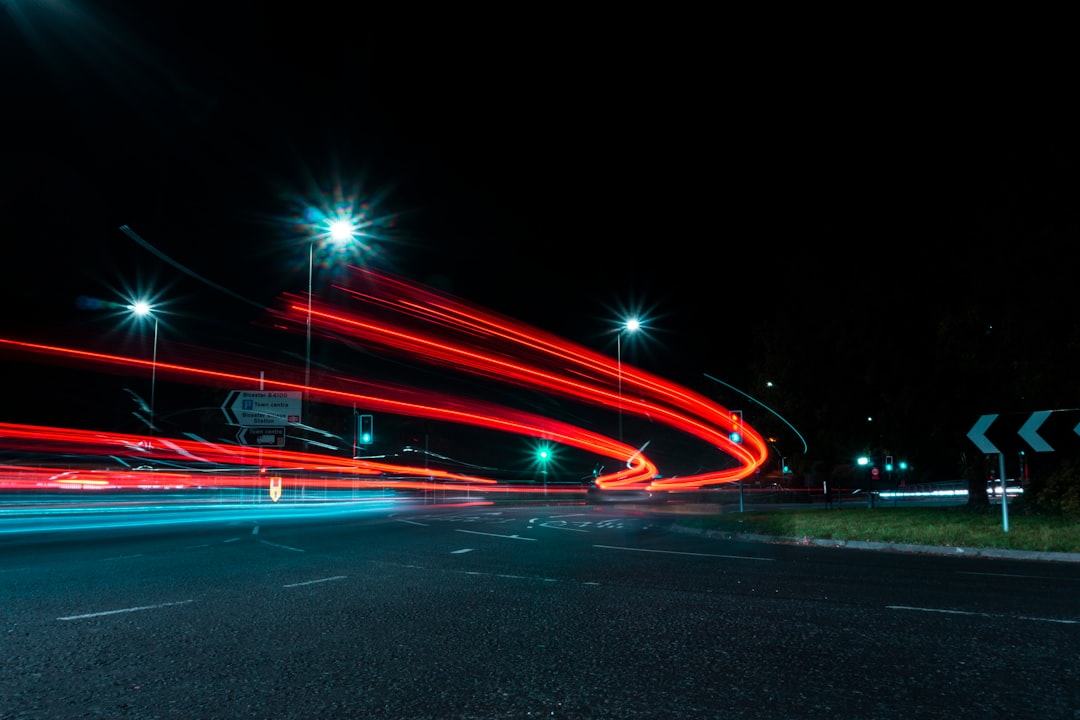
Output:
[
  {"xmin": 966, "ymin": 414, "xmax": 1000, "ymax": 454},
  {"xmin": 1018, "ymin": 410, "xmax": 1054, "ymax": 452}
]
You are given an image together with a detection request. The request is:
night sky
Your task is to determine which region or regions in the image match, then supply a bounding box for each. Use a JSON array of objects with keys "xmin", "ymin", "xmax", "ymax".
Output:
[{"xmin": 4, "ymin": 3, "xmax": 1079, "ymax": 478}]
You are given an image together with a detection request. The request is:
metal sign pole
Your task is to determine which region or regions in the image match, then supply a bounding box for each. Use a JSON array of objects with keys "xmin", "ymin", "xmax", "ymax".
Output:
[{"xmin": 998, "ymin": 452, "xmax": 1009, "ymax": 533}]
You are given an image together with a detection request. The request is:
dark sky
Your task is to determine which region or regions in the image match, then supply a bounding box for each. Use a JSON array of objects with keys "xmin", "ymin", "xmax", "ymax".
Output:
[
  {"xmin": 3, "ymin": 2, "xmax": 815, "ymax": 376},
  {"xmin": 4, "ymin": 3, "xmax": 1080, "ymax": 471}
]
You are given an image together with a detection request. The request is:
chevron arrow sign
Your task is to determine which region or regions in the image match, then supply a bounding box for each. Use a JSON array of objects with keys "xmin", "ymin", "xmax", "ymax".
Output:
[{"xmin": 967, "ymin": 410, "xmax": 1080, "ymax": 454}]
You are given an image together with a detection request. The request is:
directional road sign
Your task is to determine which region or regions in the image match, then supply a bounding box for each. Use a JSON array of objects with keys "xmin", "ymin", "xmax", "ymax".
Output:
[
  {"xmin": 236, "ymin": 426, "xmax": 286, "ymax": 447},
  {"xmin": 222, "ymin": 391, "xmax": 302, "ymax": 427},
  {"xmin": 967, "ymin": 409, "xmax": 1080, "ymax": 454}
]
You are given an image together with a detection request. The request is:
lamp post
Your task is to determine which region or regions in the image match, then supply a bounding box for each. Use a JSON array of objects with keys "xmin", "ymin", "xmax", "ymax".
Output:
[
  {"xmin": 306, "ymin": 239, "xmax": 314, "ymax": 393},
  {"xmin": 129, "ymin": 301, "xmax": 158, "ymax": 438},
  {"xmin": 304, "ymin": 219, "xmax": 356, "ymax": 453},
  {"xmin": 616, "ymin": 317, "xmax": 640, "ymax": 443},
  {"xmin": 305, "ymin": 219, "xmax": 356, "ymax": 392}
]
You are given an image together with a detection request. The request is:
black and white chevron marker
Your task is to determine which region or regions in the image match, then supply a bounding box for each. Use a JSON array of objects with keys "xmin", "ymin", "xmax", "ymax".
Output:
[{"xmin": 967, "ymin": 409, "xmax": 1080, "ymax": 454}]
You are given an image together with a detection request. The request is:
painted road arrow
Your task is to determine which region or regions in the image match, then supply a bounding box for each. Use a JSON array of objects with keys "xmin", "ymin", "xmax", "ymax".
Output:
[{"xmin": 967, "ymin": 414, "xmax": 1000, "ymax": 454}]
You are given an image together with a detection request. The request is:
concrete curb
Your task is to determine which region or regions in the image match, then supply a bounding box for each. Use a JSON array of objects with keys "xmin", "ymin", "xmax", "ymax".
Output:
[{"xmin": 668, "ymin": 523, "xmax": 1080, "ymax": 564}]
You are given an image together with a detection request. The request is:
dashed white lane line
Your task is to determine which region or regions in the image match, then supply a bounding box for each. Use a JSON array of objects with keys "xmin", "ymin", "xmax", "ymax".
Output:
[
  {"xmin": 396, "ymin": 518, "xmax": 428, "ymax": 526},
  {"xmin": 462, "ymin": 570, "xmax": 556, "ymax": 582},
  {"xmin": 259, "ymin": 540, "xmax": 305, "ymax": 552},
  {"xmin": 283, "ymin": 575, "xmax": 347, "ymax": 588},
  {"xmin": 58, "ymin": 599, "xmax": 194, "ymax": 621},
  {"xmin": 451, "ymin": 548, "xmax": 474, "ymax": 554},
  {"xmin": 593, "ymin": 544, "xmax": 774, "ymax": 561},
  {"xmin": 456, "ymin": 529, "xmax": 536, "ymax": 541},
  {"xmin": 888, "ymin": 605, "xmax": 1078, "ymax": 625}
]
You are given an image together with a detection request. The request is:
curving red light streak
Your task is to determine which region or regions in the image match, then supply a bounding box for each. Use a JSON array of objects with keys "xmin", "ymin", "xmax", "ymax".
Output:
[{"xmin": 0, "ymin": 268, "xmax": 766, "ymax": 493}]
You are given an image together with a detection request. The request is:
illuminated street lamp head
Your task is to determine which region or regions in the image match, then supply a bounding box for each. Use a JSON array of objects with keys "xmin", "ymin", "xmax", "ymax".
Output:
[
  {"xmin": 624, "ymin": 317, "xmax": 641, "ymax": 333},
  {"xmin": 328, "ymin": 218, "xmax": 356, "ymax": 244},
  {"xmin": 129, "ymin": 300, "xmax": 153, "ymax": 317}
]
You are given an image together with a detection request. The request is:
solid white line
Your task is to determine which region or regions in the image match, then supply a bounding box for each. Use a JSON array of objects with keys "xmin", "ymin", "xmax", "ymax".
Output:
[
  {"xmin": 957, "ymin": 571, "xmax": 1060, "ymax": 580},
  {"xmin": 456, "ymin": 529, "xmax": 536, "ymax": 541},
  {"xmin": 58, "ymin": 599, "xmax": 193, "ymax": 621},
  {"xmin": 593, "ymin": 544, "xmax": 774, "ymax": 561},
  {"xmin": 283, "ymin": 575, "xmax": 347, "ymax": 588},
  {"xmin": 259, "ymin": 540, "xmax": 305, "ymax": 552},
  {"xmin": 887, "ymin": 605, "xmax": 1078, "ymax": 625}
]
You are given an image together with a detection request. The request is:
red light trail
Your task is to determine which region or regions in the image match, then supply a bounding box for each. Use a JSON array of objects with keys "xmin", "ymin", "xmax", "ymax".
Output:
[{"xmin": 0, "ymin": 268, "xmax": 767, "ymax": 493}]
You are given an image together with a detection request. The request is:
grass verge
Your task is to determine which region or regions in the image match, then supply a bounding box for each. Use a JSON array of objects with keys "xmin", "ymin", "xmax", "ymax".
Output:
[{"xmin": 673, "ymin": 506, "xmax": 1080, "ymax": 554}]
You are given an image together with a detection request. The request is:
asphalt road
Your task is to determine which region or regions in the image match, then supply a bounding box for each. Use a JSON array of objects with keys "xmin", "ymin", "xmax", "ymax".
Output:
[{"xmin": 2, "ymin": 502, "xmax": 1078, "ymax": 719}]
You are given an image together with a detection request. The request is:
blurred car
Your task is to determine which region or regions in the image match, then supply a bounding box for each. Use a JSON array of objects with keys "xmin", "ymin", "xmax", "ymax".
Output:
[{"xmin": 585, "ymin": 481, "xmax": 665, "ymax": 504}]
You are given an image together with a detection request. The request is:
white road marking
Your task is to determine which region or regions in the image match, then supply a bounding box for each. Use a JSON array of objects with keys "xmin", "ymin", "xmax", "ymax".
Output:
[
  {"xmin": 593, "ymin": 544, "xmax": 773, "ymax": 561},
  {"xmin": 283, "ymin": 575, "xmax": 347, "ymax": 588},
  {"xmin": 888, "ymin": 605, "xmax": 1078, "ymax": 625},
  {"xmin": 537, "ymin": 521, "xmax": 589, "ymax": 532},
  {"xmin": 456, "ymin": 529, "xmax": 536, "ymax": 541},
  {"xmin": 958, "ymin": 571, "xmax": 1063, "ymax": 580},
  {"xmin": 252, "ymin": 526, "xmax": 259, "ymax": 535},
  {"xmin": 58, "ymin": 599, "xmax": 194, "ymax": 621},
  {"xmin": 451, "ymin": 548, "xmax": 474, "ymax": 554},
  {"xmin": 396, "ymin": 518, "xmax": 428, "ymax": 526},
  {"xmin": 259, "ymin": 540, "xmax": 305, "ymax": 552}
]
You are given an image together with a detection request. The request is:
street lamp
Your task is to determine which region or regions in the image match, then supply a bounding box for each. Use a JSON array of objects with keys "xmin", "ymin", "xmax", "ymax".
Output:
[
  {"xmin": 306, "ymin": 218, "xmax": 358, "ymax": 392},
  {"xmin": 616, "ymin": 317, "xmax": 640, "ymax": 443},
  {"xmin": 128, "ymin": 300, "xmax": 158, "ymax": 438}
]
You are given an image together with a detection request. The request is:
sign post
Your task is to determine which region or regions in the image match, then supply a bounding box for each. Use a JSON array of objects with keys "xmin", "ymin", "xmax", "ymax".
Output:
[{"xmin": 996, "ymin": 452, "xmax": 1009, "ymax": 533}]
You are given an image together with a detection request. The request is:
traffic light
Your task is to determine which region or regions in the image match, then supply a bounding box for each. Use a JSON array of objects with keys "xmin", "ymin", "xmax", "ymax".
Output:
[
  {"xmin": 885, "ymin": 455, "xmax": 894, "ymax": 472},
  {"xmin": 729, "ymin": 410, "xmax": 743, "ymax": 443},
  {"xmin": 359, "ymin": 414, "xmax": 373, "ymax": 444}
]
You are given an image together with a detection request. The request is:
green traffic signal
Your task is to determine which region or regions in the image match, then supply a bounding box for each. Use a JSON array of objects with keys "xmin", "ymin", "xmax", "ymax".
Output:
[{"xmin": 358, "ymin": 414, "xmax": 373, "ymax": 445}]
